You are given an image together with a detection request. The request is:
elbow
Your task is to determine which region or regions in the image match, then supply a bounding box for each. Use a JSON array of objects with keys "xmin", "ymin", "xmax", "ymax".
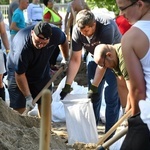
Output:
[
  {"xmin": 138, "ymin": 87, "xmax": 146, "ymax": 98},
  {"xmin": 132, "ymin": 86, "xmax": 146, "ymax": 100},
  {"xmin": 10, "ymin": 24, "xmax": 15, "ymax": 30}
]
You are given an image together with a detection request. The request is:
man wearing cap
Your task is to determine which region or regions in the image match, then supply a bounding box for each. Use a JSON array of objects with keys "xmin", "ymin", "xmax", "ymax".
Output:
[{"xmin": 7, "ymin": 21, "xmax": 69, "ymax": 114}]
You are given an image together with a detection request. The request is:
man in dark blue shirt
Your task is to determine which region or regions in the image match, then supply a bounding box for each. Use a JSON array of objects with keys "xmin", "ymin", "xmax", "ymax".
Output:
[
  {"xmin": 7, "ymin": 21, "xmax": 69, "ymax": 114},
  {"xmin": 60, "ymin": 9, "xmax": 121, "ymax": 139}
]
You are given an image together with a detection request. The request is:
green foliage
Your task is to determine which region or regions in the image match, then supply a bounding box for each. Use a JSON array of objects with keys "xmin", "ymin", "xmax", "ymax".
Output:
[
  {"xmin": 0, "ymin": 0, "xmax": 9, "ymax": 5},
  {"xmin": 86, "ymin": 0, "xmax": 119, "ymax": 15}
]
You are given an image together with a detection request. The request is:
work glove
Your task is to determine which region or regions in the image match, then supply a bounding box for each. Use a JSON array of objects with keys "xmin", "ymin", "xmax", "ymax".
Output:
[
  {"xmin": 25, "ymin": 95, "xmax": 35, "ymax": 109},
  {"xmin": 60, "ymin": 58, "xmax": 69, "ymax": 71},
  {"xmin": 60, "ymin": 84, "xmax": 71, "ymax": 100},
  {"xmin": 88, "ymin": 84, "xmax": 99, "ymax": 103}
]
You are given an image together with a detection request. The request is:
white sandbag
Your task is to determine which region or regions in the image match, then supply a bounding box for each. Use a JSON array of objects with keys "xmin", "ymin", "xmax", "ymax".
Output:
[
  {"xmin": 51, "ymin": 76, "xmax": 88, "ymax": 122},
  {"xmin": 62, "ymin": 94, "xmax": 98, "ymax": 145}
]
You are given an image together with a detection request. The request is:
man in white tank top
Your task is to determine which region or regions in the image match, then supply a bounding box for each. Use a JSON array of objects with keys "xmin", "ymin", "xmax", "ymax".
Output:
[{"xmin": 116, "ymin": 0, "xmax": 150, "ymax": 150}]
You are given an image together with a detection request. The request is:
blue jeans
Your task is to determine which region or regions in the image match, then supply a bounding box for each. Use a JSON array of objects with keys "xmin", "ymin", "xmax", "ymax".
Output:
[{"xmin": 87, "ymin": 54, "xmax": 120, "ymax": 133}]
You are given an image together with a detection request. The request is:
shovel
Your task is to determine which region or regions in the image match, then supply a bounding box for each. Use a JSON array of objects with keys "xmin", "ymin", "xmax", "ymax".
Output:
[
  {"xmin": 97, "ymin": 127, "xmax": 128, "ymax": 150},
  {"xmin": 97, "ymin": 109, "xmax": 131, "ymax": 146},
  {"xmin": 22, "ymin": 66, "xmax": 64, "ymax": 116}
]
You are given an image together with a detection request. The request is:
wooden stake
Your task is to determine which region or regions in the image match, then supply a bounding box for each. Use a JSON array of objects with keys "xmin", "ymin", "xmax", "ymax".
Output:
[{"xmin": 39, "ymin": 89, "xmax": 51, "ymax": 150}]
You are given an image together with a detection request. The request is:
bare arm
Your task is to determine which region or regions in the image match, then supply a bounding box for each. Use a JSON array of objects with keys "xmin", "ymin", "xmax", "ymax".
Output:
[
  {"xmin": 59, "ymin": 38, "xmax": 69, "ymax": 60},
  {"xmin": 15, "ymin": 73, "xmax": 31, "ymax": 97},
  {"xmin": 65, "ymin": 50, "xmax": 82, "ymax": 85},
  {"xmin": 116, "ymin": 76, "xmax": 128, "ymax": 108},
  {"xmin": 121, "ymin": 27, "xmax": 146, "ymax": 115},
  {"xmin": 92, "ymin": 65, "xmax": 106, "ymax": 87},
  {"xmin": 10, "ymin": 22, "xmax": 20, "ymax": 32},
  {"xmin": 0, "ymin": 21, "xmax": 9, "ymax": 50},
  {"xmin": 125, "ymin": 80, "xmax": 132, "ymax": 113}
]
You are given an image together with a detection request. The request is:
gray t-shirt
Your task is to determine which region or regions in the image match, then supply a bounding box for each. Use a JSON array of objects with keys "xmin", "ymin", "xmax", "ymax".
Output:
[{"xmin": 72, "ymin": 14, "xmax": 122, "ymax": 55}]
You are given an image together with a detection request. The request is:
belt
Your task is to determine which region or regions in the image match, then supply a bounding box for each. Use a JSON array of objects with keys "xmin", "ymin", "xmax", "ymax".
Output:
[{"xmin": 32, "ymin": 19, "xmax": 42, "ymax": 21}]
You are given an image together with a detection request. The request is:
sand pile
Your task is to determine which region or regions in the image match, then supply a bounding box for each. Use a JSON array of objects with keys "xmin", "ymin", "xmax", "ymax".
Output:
[{"xmin": 0, "ymin": 98, "xmax": 67, "ymax": 150}]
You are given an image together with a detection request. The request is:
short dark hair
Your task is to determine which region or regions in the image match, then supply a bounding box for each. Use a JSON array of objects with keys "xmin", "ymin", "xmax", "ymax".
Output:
[
  {"xmin": 43, "ymin": 0, "xmax": 49, "ymax": 6},
  {"xmin": 76, "ymin": 9, "xmax": 95, "ymax": 29}
]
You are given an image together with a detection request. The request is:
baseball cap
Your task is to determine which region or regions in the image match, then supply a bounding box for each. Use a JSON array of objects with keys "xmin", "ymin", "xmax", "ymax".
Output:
[{"xmin": 33, "ymin": 21, "xmax": 52, "ymax": 40}]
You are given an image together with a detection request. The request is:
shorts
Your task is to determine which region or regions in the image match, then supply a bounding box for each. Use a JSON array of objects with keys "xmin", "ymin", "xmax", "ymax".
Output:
[
  {"xmin": 8, "ymin": 76, "xmax": 52, "ymax": 109},
  {"xmin": 0, "ymin": 50, "xmax": 6, "ymax": 74}
]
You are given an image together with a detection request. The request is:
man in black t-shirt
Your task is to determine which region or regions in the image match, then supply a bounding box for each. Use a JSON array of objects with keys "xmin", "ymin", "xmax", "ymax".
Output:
[{"xmin": 7, "ymin": 21, "xmax": 69, "ymax": 114}]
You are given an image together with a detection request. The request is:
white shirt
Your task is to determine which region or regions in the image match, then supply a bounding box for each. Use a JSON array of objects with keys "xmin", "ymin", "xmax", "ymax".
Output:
[{"xmin": 27, "ymin": 3, "xmax": 43, "ymax": 25}]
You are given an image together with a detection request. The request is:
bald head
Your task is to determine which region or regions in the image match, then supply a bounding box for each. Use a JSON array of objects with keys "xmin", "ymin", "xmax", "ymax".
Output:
[{"xmin": 94, "ymin": 44, "xmax": 110, "ymax": 66}]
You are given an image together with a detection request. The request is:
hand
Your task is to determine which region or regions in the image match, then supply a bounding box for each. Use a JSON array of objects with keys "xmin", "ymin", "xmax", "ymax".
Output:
[
  {"xmin": 60, "ymin": 58, "xmax": 69, "ymax": 71},
  {"xmin": 60, "ymin": 84, "xmax": 71, "ymax": 100},
  {"xmin": 25, "ymin": 95, "xmax": 35, "ymax": 109},
  {"xmin": 88, "ymin": 84, "xmax": 99, "ymax": 103},
  {"xmin": 6, "ymin": 49, "xmax": 10, "ymax": 54}
]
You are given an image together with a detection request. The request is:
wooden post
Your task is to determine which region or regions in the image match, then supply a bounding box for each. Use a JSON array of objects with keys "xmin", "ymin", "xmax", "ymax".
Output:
[{"xmin": 39, "ymin": 89, "xmax": 51, "ymax": 150}]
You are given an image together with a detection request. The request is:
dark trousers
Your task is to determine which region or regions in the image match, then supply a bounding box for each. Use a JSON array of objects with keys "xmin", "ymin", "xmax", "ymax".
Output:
[
  {"xmin": 121, "ymin": 113, "xmax": 150, "ymax": 150},
  {"xmin": 87, "ymin": 54, "xmax": 120, "ymax": 134},
  {"xmin": 0, "ymin": 87, "xmax": 5, "ymax": 101}
]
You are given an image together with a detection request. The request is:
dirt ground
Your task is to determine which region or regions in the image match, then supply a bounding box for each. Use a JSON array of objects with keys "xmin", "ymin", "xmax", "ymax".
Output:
[{"xmin": 0, "ymin": 61, "xmax": 106, "ymax": 150}]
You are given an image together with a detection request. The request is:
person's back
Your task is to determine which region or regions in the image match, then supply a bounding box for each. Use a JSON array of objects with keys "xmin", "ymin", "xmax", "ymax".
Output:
[{"xmin": 8, "ymin": 0, "xmax": 19, "ymax": 27}]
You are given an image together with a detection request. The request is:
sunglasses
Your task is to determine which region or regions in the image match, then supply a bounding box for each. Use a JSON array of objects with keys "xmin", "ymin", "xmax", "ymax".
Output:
[{"xmin": 119, "ymin": 1, "xmax": 137, "ymax": 11}]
